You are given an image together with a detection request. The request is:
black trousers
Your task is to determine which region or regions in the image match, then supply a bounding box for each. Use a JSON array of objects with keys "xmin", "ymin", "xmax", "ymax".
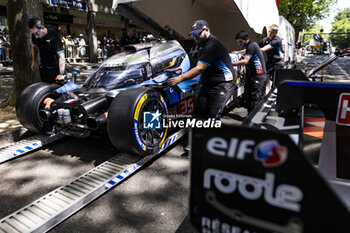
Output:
[
  {"xmin": 243, "ymin": 73, "xmax": 268, "ymax": 113},
  {"xmin": 39, "ymin": 65, "xmax": 59, "ymax": 83},
  {"xmin": 195, "ymin": 82, "xmax": 235, "ymax": 119},
  {"xmin": 266, "ymin": 60, "xmax": 284, "ymax": 80}
]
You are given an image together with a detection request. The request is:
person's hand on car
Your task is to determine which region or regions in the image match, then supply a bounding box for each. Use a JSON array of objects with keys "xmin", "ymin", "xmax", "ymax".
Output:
[
  {"xmin": 31, "ymin": 61, "xmax": 37, "ymax": 72},
  {"xmin": 55, "ymin": 74, "xmax": 65, "ymax": 81},
  {"xmin": 168, "ymin": 76, "xmax": 183, "ymax": 86}
]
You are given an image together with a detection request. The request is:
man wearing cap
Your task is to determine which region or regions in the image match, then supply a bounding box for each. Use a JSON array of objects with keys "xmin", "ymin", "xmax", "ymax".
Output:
[
  {"xmin": 232, "ymin": 30, "xmax": 267, "ymax": 114},
  {"xmin": 168, "ymin": 20, "xmax": 235, "ymax": 119},
  {"xmin": 259, "ymin": 24, "xmax": 284, "ymax": 80},
  {"xmin": 120, "ymin": 24, "xmax": 139, "ymax": 52},
  {"xmin": 28, "ymin": 18, "xmax": 66, "ymax": 83}
]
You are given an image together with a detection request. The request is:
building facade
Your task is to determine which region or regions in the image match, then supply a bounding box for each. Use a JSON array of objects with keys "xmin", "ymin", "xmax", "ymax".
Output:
[{"xmin": 0, "ymin": 0, "xmax": 125, "ymax": 40}]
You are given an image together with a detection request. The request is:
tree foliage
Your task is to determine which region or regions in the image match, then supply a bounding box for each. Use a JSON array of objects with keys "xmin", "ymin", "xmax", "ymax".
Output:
[
  {"xmin": 329, "ymin": 8, "xmax": 350, "ymax": 49},
  {"xmin": 334, "ymin": 8, "xmax": 350, "ymax": 21},
  {"xmin": 278, "ymin": 0, "xmax": 337, "ymax": 34}
]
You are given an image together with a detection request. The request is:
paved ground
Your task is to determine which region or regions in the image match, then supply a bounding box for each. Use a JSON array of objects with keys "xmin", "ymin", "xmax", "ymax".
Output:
[
  {"xmin": 298, "ymin": 54, "xmax": 350, "ymax": 82},
  {"xmin": 0, "ymin": 60, "xmax": 246, "ymax": 233}
]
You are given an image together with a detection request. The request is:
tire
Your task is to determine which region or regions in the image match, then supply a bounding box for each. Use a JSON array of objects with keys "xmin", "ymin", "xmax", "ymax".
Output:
[
  {"xmin": 16, "ymin": 82, "xmax": 59, "ymax": 133},
  {"xmin": 107, "ymin": 88, "xmax": 168, "ymax": 156}
]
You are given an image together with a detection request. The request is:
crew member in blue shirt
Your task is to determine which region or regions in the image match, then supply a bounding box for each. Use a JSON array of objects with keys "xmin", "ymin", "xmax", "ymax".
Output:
[
  {"xmin": 168, "ymin": 19, "xmax": 235, "ymax": 119},
  {"xmin": 232, "ymin": 30, "xmax": 267, "ymax": 113},
  {"xmin": 259, "ymin": 24, "xmax": 284, "ymax": 80}
]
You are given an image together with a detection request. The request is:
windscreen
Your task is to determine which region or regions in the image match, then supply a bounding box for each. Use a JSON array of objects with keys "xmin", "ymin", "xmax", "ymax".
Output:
[
  {"xmin": 150, "ymin": 40, "xmax": 186, "ymax": 74},
  {"xmin": 86, "ymin": 64, "xmax": 148, "ymax": 90},
  {"xmin": 85, "ymin": 50, "xmax": 150, "ymax": 90}
]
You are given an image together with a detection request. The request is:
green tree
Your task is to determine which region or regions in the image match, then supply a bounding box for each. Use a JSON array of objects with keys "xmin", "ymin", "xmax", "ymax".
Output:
[
  {"xmin": 329, "ymin": 8, "xmax": 350, "ymax": 49},
  {"xmin": 278, "ymin": 0, "xmax": 337, "ymax": 34},
  {"xmin": 1, "ymin": 0, "xmax": 42, "ymax": 107},
  {"xmin": 334, "ymin": 8, "xmax": 350, "ymax": 21}
]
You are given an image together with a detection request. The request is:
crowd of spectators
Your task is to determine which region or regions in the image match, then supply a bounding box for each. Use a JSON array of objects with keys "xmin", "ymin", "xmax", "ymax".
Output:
[
  {"xmin": 60, "ymin": 33, "xmax": 88, "ymax": 62},
  {"xmin": 98, "ymin": 34, "xmax": 122, "ymax": 58},
  {"xmin": 0, "ymin": 28, "xmax": 11, "ymax": 62},
  {"xmin": 59, "ymin": 32, "xmax": 132, "ymax": 62},
  {"xmin": 0, "ymin": 25, "xmax": 146, "ymax": 64}
]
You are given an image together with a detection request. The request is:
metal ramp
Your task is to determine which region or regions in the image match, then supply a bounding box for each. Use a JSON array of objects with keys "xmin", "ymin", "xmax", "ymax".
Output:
[
  {"xmin": 0, "ymin": 129, "xmax": 185, "ymax": 233},
  {"xmin": 0, "ymin": 134, "xmax": 65, "ymax": 164}
]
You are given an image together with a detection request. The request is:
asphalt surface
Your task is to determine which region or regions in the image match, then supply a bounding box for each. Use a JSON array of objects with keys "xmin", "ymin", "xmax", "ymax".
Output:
[
  {"xmin": 0, "ymin": 107, "xmax": 246, "ymax": 233},
  {"xmin": 0, "ymin": 55, "xmax": 349, "ymax": 232},
  {"xmin": 0, "ymin": 134, "xmax": 192, "ymax": 233},
  {"xmin": 300, "ymin": 54, "xmax": 350, "ymax": 81}
]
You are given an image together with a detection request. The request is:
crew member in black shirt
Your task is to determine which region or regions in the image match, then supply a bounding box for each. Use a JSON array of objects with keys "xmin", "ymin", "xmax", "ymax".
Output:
[
  {"xmin": 232, "ymin": 30, "xmax": 267, "ymax": 113},
  {"xmin": 28, "ymin": 18, "xmax": 65, "ymax": 83},
  {"xmin": 168, "ymin": 20, "xmax": 235, "ymax": 119},
  {"xmin": 259, "ymin": 24, "xmax": 284, "ymax": 80},
  {"xmin": 120, "ymin": 24, "xmax": 139, "ymax": 52}
]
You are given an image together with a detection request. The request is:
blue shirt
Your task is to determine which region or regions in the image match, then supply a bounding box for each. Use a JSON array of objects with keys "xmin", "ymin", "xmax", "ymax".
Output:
[{"xmin": 245, "ymin": 41, "xmax": 266, "ymax": 75}]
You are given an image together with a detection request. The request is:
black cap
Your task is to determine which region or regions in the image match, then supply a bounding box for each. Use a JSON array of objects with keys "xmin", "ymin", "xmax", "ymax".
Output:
[{"xmin": 188, "ymin": 20, "xmax": 209, "ymax": 36}]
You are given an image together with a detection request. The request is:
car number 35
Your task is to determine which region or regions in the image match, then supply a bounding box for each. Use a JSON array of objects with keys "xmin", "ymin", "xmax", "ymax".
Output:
[{"xmin": 178, "ymin": 96, "xmax": 194, "ymax": 116}]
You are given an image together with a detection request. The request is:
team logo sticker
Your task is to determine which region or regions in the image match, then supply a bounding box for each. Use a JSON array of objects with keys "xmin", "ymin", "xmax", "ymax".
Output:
[
  {"xmin": 143, "ymin": 110, "xmax": 162, "ymax": 129},
  {"xmin": 254, "ymin": 140, "xmax": 287, "ymax": 167}
]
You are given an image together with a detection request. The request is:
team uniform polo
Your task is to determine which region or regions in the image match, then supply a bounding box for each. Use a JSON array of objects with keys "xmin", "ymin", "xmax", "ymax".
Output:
[
  {"xmin": 195, "ymin": 35, "xmax": 235, "ymax": 119},
  {"xmin": 120, "ymin": 35, "xmax": 139, "ymax": 48},
  {"xmin": 198, "ymin": 35, "xmax": 235, "ymax": 85},
  {"xmin": 245, "ymin": 41, "xmax": 266, "ymax": 75},
  {"xmin": 244, "ymin": 41, "xmax": 267, "ymax": 113},
  {"xmin": 32, "ymin": 30, "xmax": 64, "ymax": 83},
  {"xmin": 259, "ymin": 35, "xmax": 284, "ymax": 77},
  {"xmin": 260, "ymin": 35, "xmax": 283, "ymax": 63}
]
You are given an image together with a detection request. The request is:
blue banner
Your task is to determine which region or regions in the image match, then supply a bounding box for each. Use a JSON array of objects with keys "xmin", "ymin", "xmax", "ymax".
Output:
[{"xmin": 49, "ymin": 0, "xmax": 88, "ymax": 12}]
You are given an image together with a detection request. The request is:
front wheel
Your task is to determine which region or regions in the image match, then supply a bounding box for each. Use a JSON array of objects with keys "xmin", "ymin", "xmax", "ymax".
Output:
[{"xmin": 107, "ymin": 88, "xmax": 168, "ymax": 156}]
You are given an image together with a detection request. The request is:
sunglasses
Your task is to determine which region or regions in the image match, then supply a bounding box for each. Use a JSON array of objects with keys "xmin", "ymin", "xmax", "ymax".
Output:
[{"xmin": 191, "ymin": 30, "xmax": 204, "ymax": 38}]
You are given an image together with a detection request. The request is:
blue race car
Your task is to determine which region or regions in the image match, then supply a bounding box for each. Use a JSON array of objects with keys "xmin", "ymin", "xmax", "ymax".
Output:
[{"xmin": 16, "ymin": 40, "xmax": 244, "ymax": 156}]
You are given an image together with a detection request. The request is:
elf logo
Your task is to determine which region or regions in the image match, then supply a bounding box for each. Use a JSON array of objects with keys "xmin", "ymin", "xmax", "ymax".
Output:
[
  {"xmin": 336, "ymin": 93, "xmax": 350, "ymax": 126},
  {"xmin": 254, "ymin": 140, "xmax": 287, "ymax": 167},
  {"xmin": 207, "ymin": 137, "xmax": 287, "ymax": 167}
]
